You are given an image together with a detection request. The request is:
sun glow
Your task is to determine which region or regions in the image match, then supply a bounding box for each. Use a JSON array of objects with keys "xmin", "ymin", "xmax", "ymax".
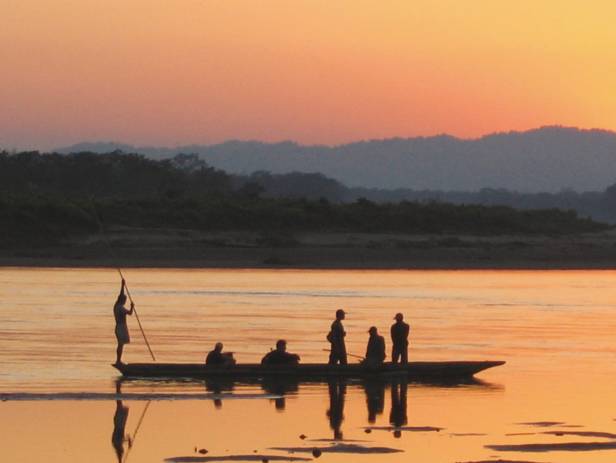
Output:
[{"xmin": 2, "ymin": 0, "xmax": 616, "ymax": 149}]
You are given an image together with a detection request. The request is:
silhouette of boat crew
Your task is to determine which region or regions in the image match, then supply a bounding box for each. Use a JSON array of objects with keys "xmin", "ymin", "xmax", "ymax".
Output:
[
  {"xmin": 364, "ymin": 326, "xmax": 386, "ymax": 367},
  {"xmin": 328, "ymin": 309, "xmax": 347, "ymax": 365},
  {"xmin": 205, "ymin": 342, "xmax": 236, "ymax": 366},
  {"xmin": 261, "ymin": 340, "xmax": 300, "ymax": 365},
  {"xmin": 114, "ymin": 279, "xmax": 134, "ymax": 365},
  {"xmin": 391, "ymin": 313, "xmax": 410, "ymax": 364}
]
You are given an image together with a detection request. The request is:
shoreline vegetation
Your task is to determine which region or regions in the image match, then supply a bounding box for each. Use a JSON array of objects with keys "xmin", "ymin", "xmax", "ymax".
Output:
[
  {"xmin": 2, "ymin": 150, "xmax": 615, "ymax": 269},
  {"xmin": 4, "ymin": 228, "xmax": 616, "ymax": 269}
]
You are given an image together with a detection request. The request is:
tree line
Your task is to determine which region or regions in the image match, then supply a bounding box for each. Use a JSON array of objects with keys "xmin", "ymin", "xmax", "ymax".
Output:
[{"xmin": 0, "ymin": 150, "xmax": 609, "ymax": 246}]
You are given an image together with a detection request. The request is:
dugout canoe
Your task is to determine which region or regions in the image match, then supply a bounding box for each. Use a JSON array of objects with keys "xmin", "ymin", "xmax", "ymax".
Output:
[{"xmin": 113, "ymin": 360, "xmax": 505, "ymax": 381}]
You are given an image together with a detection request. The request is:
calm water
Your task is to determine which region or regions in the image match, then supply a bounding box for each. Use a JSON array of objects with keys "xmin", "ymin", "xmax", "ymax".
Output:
[{"xmin": 1, "ymin": 268, "xmax": 616, "ymax": 462}]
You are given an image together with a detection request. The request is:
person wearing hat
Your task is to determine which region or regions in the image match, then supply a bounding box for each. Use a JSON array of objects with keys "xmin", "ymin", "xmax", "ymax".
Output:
[
  {"xmin": 390, "ymin": 313, "xmax": 410, "ymax": 364},
  {"xmin": 364, "ymin": 326, "xmax": 386, "ymax": 367},
  {"xmin": 327, "ymin": 309, "xmax": 347, "ymax": 365}
]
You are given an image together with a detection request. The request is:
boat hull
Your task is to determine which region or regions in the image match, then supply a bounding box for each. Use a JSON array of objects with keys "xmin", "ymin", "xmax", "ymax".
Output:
[{"xmin": 113, "ymin": 360, "xmax": 504, "ymax": 381}]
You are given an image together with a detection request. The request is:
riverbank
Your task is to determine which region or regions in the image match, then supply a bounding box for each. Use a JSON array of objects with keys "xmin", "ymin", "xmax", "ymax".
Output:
[{"xmin": 2, "ymin": 228, "xmax": 616, "ymax": 269}]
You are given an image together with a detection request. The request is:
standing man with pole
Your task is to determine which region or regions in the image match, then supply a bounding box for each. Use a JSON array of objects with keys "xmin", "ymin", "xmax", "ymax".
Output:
[
  {"xmin": 391, "ymin": 312, "xmax": 410, "ymax": 364},
  {"xmin": 116, "ymin": 269, "xmax": 156, "ymax": 362},
  {"xmin": 328, "ymin": 309, "xmax": 348, "ymax": 365},
  {"xmin": 92, "ymin": 200, "xmax": 156, "ymax": 363},
  {"xmin": 114, "ymin": 278, "xmax": 133, "ymax": 365}
]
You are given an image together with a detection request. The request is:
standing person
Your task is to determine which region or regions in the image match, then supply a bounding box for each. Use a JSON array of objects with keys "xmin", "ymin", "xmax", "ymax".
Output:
[
  {"xmin": 364, "ymin": 326, "xmax": 386, "ymax": 366},
  {"xmin": 328, "ymin": 309, "xmax": 347, "ymax": 365},
  {"xmin": 390, "ymin": 312, "xmax": 410, "ymax": 364},
  {"xmin": 114, "ymin": 279, "xmax": 134, "ymax": 365}
]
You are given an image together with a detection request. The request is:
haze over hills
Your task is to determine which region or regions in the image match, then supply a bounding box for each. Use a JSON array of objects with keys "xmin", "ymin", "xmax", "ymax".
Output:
[{"xmin": 58, "ymin": 126, "xmax": 616, "ymax": 193}]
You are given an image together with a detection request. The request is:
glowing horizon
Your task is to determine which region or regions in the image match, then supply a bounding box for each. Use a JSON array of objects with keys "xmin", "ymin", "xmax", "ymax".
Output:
[{"xmin": 2, "ymin": 0, "xmax": 616, "ymax": 150}]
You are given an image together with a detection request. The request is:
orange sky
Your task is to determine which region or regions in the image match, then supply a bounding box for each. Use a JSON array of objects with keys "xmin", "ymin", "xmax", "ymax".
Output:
[{"xmin": 2, "ymin": 0, "xmax": 616, "ymax": 150}]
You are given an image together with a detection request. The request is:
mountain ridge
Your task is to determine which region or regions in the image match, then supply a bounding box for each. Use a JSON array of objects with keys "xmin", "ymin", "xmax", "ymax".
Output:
[{"xmin": 56, "ymin": 126, "xmax": 616, "ymax": 193}]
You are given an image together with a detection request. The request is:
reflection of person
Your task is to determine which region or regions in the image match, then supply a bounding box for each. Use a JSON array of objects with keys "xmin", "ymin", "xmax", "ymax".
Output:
[
  {"xmin": 327, "ymin": 380, "xmax": 346, "ymax": 440},
  {"xmin": 364, "ymin": 326, "xmax": 386, "ymax": 366},
  {"xmin": 111, "ymin": 382, "xmax": 129, "ymax": 463},
  {"xmin": 205, "ymin": 342, "xmax": 236, "ymax": 366},
  {"xmin": 363, "ymin": 379, "xmax": 385, "ymax": 423},
  {"xmin": 114, "ymin": 279, "xmax": 134, "ymax": 365},
  {"xmin": 328, "ymin": 309, "xmax": 347, "ymax": 365},
  {"xmin": 390, "ymin": 313, "xmax": 410, "ymax": 364},
  {"xmin": 261, "ymin": 340, "xmax": 300, "ymax": 365},
  {"xmin": 389, "ymin": 380, "xmax": 408, "ymax": 438},
  {"xmin": 205, "ymin": 378, "xmax": 235, "ymax": 409},
  {"xmin": 262, "ymin": 377, "xmax": 299, "ymax": 411}
]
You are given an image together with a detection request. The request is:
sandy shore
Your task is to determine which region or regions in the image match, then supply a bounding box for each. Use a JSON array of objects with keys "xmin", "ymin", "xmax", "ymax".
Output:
[{"xmin": 2, "ymin": 228, "xmax": 616, "ymax": 269}]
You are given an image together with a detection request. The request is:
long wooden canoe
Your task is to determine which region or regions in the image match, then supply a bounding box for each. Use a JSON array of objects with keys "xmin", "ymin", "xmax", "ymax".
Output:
[{"xmin": 113, "ymin": 360, "xmax": 504, "ymax": 381}]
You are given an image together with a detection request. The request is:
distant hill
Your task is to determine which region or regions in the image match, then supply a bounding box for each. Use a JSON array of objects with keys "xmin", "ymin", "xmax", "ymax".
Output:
[{"xmin": 58, "ymin": 126, "xmax": 616, "ymax": 193}]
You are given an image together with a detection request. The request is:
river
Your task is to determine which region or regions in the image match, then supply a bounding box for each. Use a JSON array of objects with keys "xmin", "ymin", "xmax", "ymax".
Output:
[{"xmin": 1, "ymin": 268, "xmax": 615, "ymax": 462}]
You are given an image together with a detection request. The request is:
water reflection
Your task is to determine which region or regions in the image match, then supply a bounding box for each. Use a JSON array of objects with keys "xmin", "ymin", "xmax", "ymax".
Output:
[
  {"xmin": 363, "ymin": 379, "xmax": 385, "ymax": 424},
  {"xmin": 113, "ymin": 380, "xmax": 154, "ymax": 462},
  {"xmin": 261, "ymin": 378, "xmax": 299, "ymax": 411},
  {"xmin": 111, "ymin": 377, "xmax": 498, "ymax": 462},
  {"xmin": 205, "ymin": 379, "xmax": 235, "ymax": 409},
  {"xmin": 389, "ymin": 380, "xmax": 408, "ymax": 437},
  {"xmin": 326, "ymin": 379, "xmax": 346, "ymax": 440},
  {"xmin": 111, "ymin": 388, "xmax": 129, "ymax": 463}
]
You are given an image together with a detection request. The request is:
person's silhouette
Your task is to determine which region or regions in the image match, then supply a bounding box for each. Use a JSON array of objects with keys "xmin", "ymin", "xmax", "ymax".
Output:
[
  {"xmin": 114, "ymin": 279, "xmax": 134, "ymax": 365},
  {"xmin": 328, "ymin": 309, "xmax": 347, "ymax": 365},
  {"xmin": 390, "ymin": 313, "xmax": 410, "ymax": 364}
]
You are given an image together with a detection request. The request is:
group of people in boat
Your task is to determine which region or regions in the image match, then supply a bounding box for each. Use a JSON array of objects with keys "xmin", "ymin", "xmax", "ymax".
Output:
[
  {"xmin": 114, "ymin": 279, "xmax": 410, "ymax": 366},
  {"xmin": 202, "ymin": 307, "xmax": 410, "ymax": 367}
]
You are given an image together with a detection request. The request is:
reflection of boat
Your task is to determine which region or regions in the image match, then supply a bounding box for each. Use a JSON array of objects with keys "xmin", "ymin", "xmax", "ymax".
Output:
[{"xmin": 114, "ymin": 360, "xmax": 504, "ymax": 381}]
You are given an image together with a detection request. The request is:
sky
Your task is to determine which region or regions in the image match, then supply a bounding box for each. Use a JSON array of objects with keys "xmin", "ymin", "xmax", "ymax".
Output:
[{"xmin": 2, "ymin": 0, "xmax": 616, "ymax": 150}]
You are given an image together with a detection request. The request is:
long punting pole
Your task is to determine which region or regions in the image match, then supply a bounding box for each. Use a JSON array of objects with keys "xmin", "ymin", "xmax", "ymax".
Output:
[
  {"xmin": 123, "ymin": 400, "xmax": 152, "ymax": 463},
  {"xmin": 90, "ymin": 199, "xmax": 156, "ymax": 361},
  {"xmin": 117, "ymin": 268, "xmax": 156, "ymax": 361}
]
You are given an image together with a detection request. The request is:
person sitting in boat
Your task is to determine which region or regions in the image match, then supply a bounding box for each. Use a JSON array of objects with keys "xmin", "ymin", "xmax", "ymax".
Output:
[
  {"xmin": 363, "ymin": 326, "xmax": 386, "ymax": 367},
  {"xmin": 114, "ymin": 279, "xmax": 134, "ymax": 366},
  {"xmin": 261, "ymin": 340, "xmax": 300, "ymax": 366},
  {"xmin": 205, "ymin": 342, "xmax": 236, "ymax": 366}
]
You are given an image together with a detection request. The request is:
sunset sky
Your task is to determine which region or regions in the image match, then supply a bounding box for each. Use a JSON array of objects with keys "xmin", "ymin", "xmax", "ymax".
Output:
[{"xmin": 2, "ymin": 0, "xmax": 616, "ymax": 150}]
